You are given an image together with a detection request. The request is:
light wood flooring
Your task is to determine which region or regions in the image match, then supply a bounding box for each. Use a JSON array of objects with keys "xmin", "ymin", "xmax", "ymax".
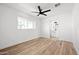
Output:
[{"xmin": 0, "ymin": 37, "xmax": 77, "ymax": 55}]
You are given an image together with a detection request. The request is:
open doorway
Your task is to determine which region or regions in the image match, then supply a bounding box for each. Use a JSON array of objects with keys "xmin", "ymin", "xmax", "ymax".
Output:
[{"xmin": 49, "ymin": 19, "xmax": 59, "ymax": 39}]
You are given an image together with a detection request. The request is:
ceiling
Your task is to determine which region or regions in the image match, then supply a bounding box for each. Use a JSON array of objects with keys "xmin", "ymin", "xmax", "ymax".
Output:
[{"xmin": 2, "ymin": 3, "xmax": 75, "ymax": 20}]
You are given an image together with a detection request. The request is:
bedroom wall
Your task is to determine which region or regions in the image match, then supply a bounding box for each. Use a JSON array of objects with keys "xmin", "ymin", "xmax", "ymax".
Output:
[
  {"xmin": 40, "ymin": 15, "xmax": 73, "ymax": 41},
  {"xmin": 40, "ymin": 3, "xmax": 74, "ymax": 42},
  {"xmin": 0, "ymin": 5, "xmax": 40, "ymax": 49},
  {"xmin": 72, "ymin": 4, "xmax": 79, "ymax": 54}
]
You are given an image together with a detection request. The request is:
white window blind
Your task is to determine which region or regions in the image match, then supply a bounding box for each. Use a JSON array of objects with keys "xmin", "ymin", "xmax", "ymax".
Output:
[{"xmin": 17, "ymin": 16, "xmax": 36, "ymax": 29}]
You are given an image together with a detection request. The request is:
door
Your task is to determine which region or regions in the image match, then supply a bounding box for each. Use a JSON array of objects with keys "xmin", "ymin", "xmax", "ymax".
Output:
[{"xmin": 49, "ymin": 20, "xmax": 59, "ymax": 38}]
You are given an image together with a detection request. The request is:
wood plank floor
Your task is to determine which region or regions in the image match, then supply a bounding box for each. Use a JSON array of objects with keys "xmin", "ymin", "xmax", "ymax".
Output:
[{"xmin": 0, "ymin": 37, "xmax": 77, "ymax": 55}]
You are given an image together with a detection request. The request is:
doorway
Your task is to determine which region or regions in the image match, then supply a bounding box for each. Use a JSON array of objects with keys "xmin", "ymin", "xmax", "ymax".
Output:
[{"xmin": 49, "ymin": 19, "xmax": 59, "ymax": 38}]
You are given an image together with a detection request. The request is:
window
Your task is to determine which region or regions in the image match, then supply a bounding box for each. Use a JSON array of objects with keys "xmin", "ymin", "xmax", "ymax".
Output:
[{"xmin": 17, "ymin": 16, "xmax": 36, "ymax": 29}]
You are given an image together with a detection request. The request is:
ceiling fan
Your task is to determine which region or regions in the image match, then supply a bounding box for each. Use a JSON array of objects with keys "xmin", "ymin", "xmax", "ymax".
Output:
[
  {"xmin": 32, "ymin": 3, "xmax": 60, "ymax": 16},
  {"xmin": 32, "ymin": 6, "xmax": 51, "ymax": 16}
]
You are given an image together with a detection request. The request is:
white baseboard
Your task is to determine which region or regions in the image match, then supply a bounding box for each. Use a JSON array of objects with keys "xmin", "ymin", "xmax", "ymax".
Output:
[{"xmin": 0, "ymin": 36, "xmax": 40, "ymax": 50}]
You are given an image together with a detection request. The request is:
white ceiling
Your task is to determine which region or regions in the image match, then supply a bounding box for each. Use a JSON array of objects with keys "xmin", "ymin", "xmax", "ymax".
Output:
[{"xmin": 2, "ymin": 3, "xmax": 75, "ymax": 20}]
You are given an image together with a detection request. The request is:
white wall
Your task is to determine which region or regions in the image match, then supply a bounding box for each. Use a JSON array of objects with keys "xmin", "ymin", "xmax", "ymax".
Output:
[
  {"xmin": 40, "ymin": 4, "xmax": 74, "ymax": 42},
  {"xmin": 0, "ymin": 5, "xmax": 40, "ymax": 49},
  {"xmin": 40, "ymin": 18, "xmax": 50, "ymax": 38},
  {"xmin": 72, "ymin": 4, "xmax": 79, "ymax": 54}
]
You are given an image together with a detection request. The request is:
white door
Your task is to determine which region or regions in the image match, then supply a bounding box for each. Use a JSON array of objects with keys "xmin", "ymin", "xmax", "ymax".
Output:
[{"xmin": 49, "ymin": 20, "xmax": 59, "ymax": 38}]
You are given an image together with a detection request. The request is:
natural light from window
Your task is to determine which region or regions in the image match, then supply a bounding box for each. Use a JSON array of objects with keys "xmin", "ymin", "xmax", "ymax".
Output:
[{"xmin": 17, "ymin": 16, "xmax": 36, "ymax": 29}]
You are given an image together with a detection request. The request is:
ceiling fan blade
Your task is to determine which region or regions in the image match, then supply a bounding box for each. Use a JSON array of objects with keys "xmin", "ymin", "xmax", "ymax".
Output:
[
  {"xmin": 42, "ymin": 9, "xmax": 51, "ymax": 13},
  {"xmin": 32, "ymin": 11, "xmax": 39, "ymax": 13},
  {"xmin": 37, "ymin": 13, "xmax": 47, "ymax": 16},
  {"xmin": 38, "ymin": 6, "xmax": 42, "ymax": 12},
  {"xmin": 42, "ymin": 13, "xmax": 47, "ymax": 16},
  {"xmin": 55, "ymin": 3, "xmax": 60, "ymax": 7}
]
